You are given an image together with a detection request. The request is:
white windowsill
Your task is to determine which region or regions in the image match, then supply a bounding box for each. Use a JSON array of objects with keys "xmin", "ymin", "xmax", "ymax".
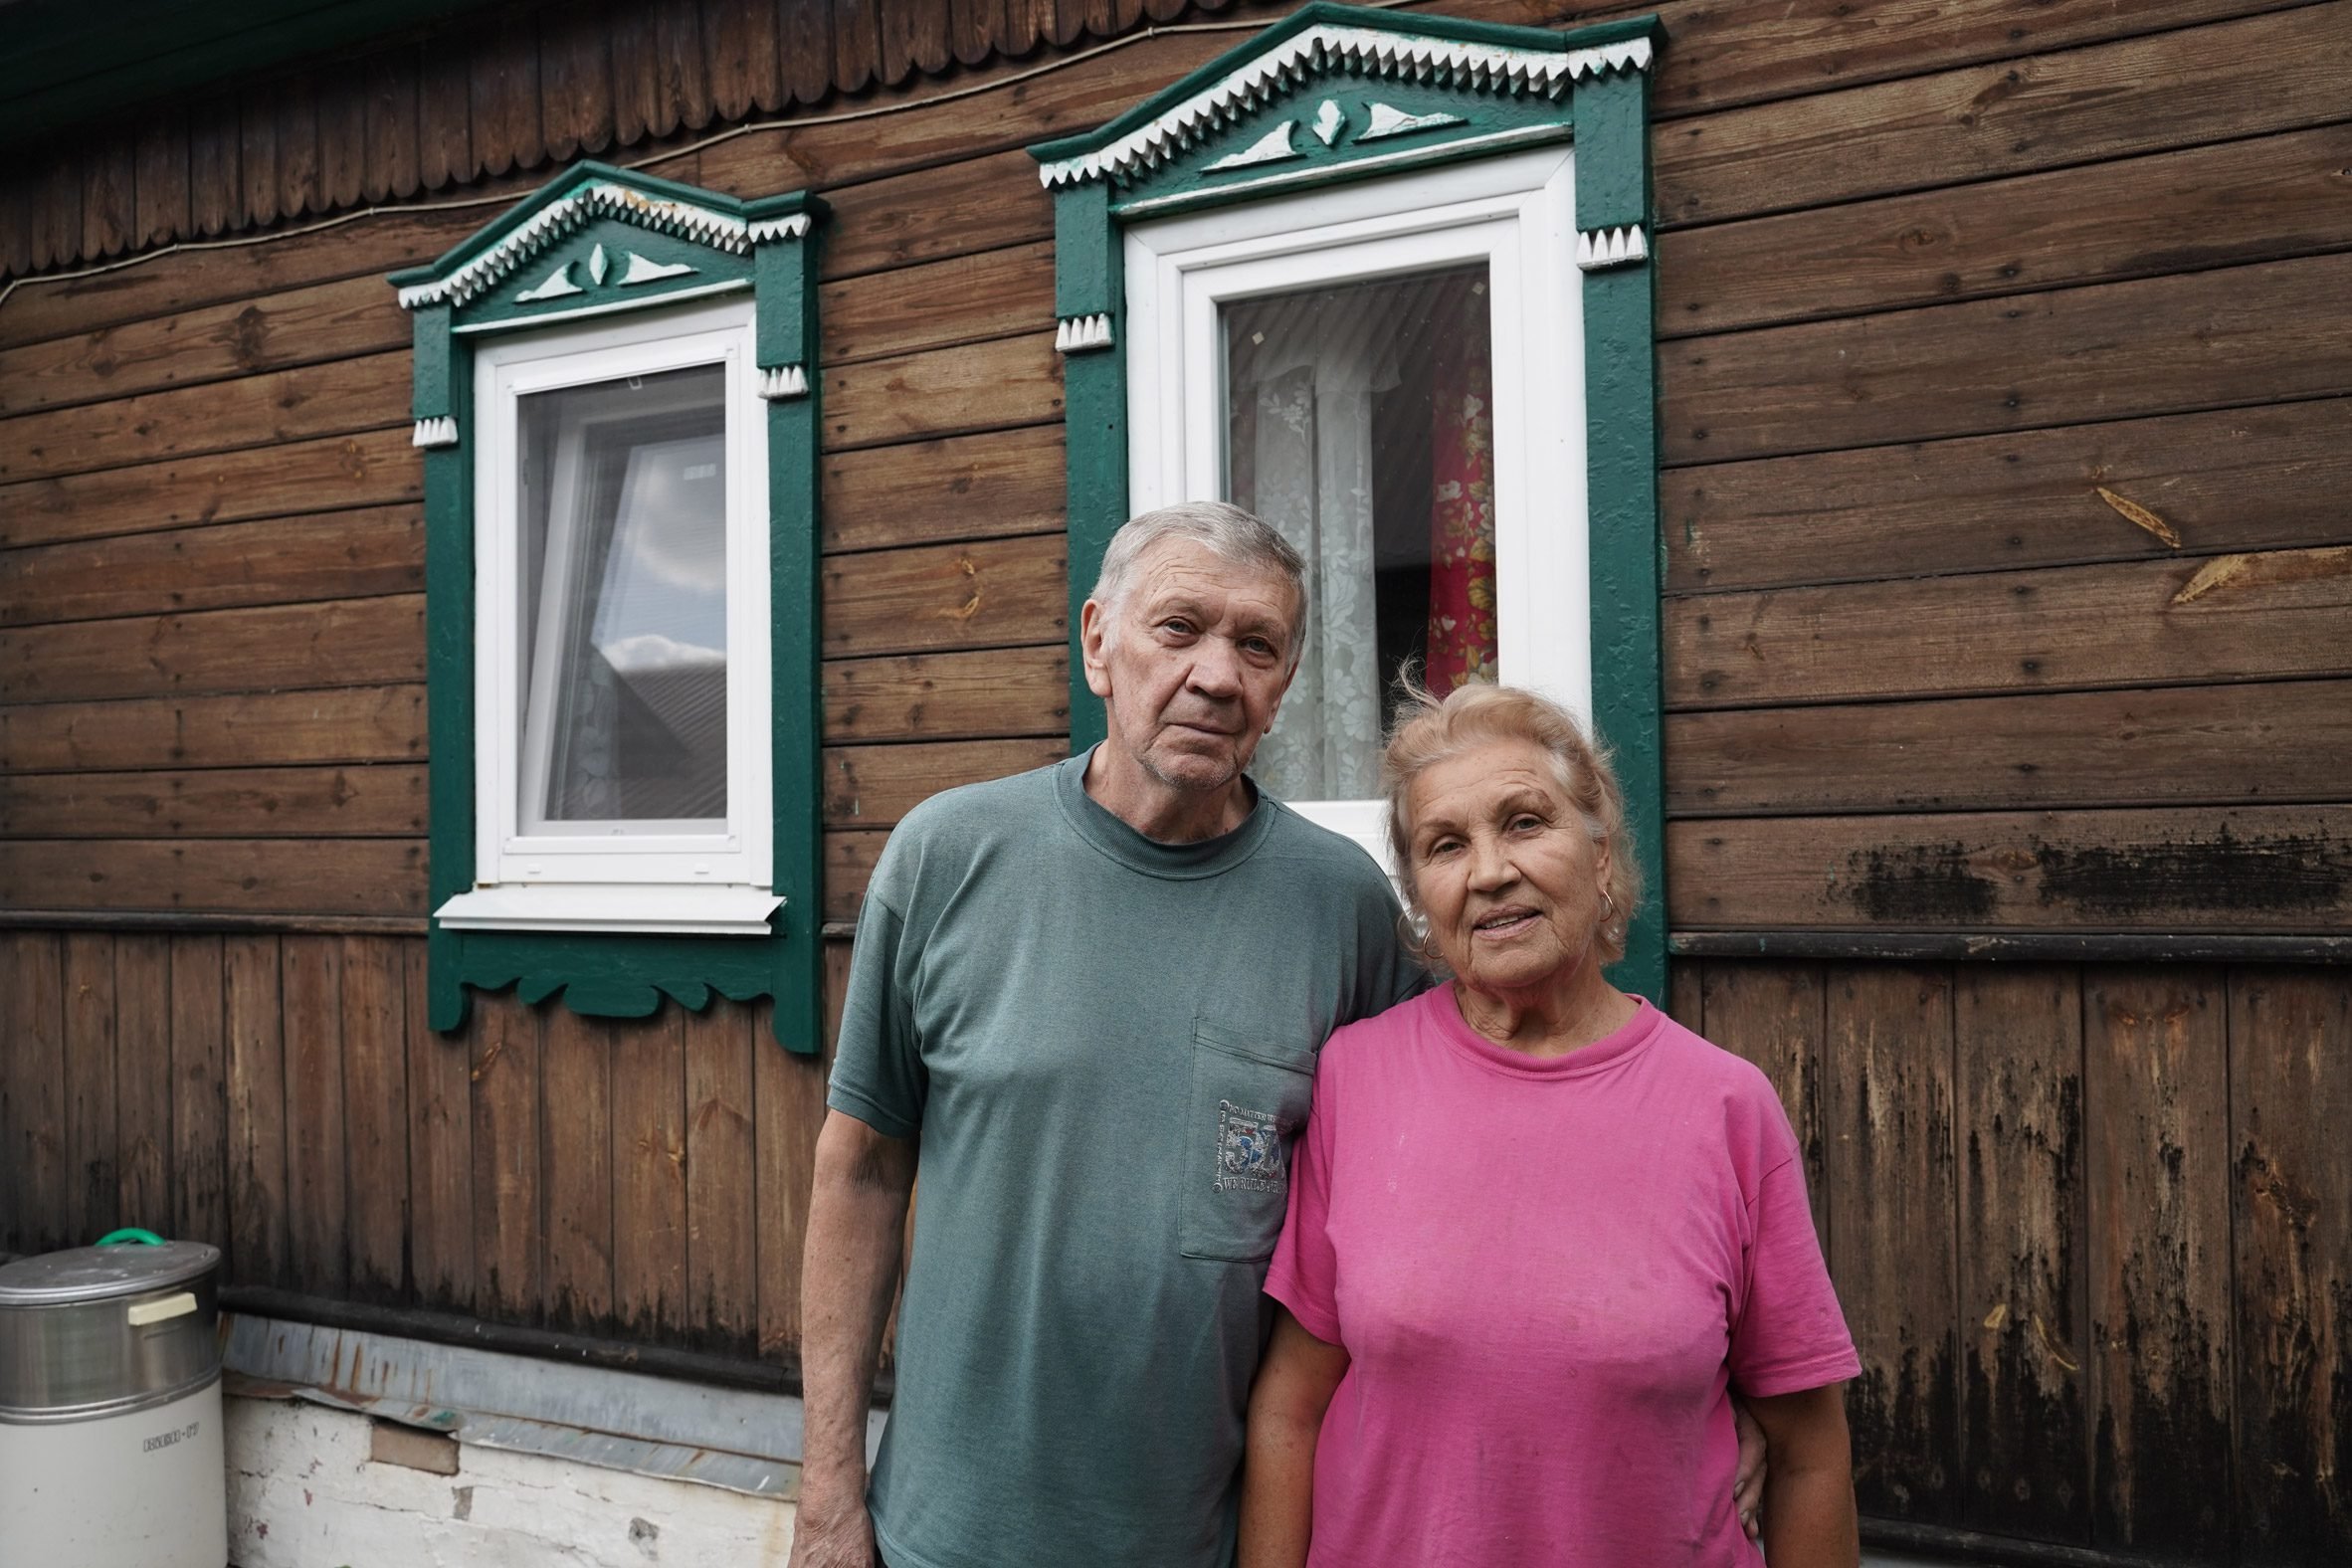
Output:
[{"xmin": 435, "ymin": 883, "xmax": 783, "ymax": 936}]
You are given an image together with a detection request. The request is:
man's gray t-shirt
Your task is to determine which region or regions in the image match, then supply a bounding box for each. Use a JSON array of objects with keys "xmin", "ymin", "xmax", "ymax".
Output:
[{"xmin": 827, "ymin": 753, "xmax": 1421, "ymax": 1568}]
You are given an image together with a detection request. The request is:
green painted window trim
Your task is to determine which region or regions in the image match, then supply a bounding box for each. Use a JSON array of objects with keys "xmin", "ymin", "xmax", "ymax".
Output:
[
  {"xmin": 1030, "ymin": 3, "xmax": 1669, "ymax": 1001},
  {"xmin": 391, "ymin": 161, "xmax": 830, "ymax": 1052}
]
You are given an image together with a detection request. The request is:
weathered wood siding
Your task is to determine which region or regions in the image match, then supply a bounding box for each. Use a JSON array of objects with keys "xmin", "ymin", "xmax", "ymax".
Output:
[{"xmin": 3, "ymin": 1, "xmax": 2349, "ymax": 1561}]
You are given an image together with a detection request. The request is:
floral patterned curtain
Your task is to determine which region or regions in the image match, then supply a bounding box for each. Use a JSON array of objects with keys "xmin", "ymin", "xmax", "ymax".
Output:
[{"xmin": 1426, "ymin": 290, "xmax": 1497, "ymax": 689}]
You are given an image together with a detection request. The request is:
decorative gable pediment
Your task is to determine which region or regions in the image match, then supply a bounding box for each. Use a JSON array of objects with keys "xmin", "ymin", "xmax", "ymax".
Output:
[{"xmin": 1031, "ymin": 4, "xmax": 1656, "ymax": 215}]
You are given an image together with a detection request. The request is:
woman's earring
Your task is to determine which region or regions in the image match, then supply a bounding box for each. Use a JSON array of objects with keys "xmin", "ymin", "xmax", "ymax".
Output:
[{"xmin": 1600, "ymin": 889, "xmax": 1619, "ymax": 926}]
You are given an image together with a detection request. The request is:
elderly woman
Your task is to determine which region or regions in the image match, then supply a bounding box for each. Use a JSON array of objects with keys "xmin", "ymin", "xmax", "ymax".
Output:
[{"xmin": 1239, "ymin": 683, "xmax": 1860, "ymax": 1568}]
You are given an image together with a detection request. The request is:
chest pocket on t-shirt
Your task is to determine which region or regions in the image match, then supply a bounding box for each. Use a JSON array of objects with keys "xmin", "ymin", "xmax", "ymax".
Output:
[{"xmin": 1180, "ymin": 1018, "xmax": 1315, "ymax": 1264}]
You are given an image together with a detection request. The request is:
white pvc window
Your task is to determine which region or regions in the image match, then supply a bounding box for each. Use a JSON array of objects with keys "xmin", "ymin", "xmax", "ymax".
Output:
[
  {"xmin": 1125, "ymin": 147, "xmax": 1586, "ymax": 871},
  {"xmin": 438, "ymin": 298, "xmax": 777, "ymax": 936}
]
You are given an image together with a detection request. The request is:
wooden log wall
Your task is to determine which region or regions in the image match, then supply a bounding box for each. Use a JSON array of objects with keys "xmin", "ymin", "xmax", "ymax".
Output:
[{"xmin": 2, "ymin": 1, "xmax": 2349, "ymax": 1561}]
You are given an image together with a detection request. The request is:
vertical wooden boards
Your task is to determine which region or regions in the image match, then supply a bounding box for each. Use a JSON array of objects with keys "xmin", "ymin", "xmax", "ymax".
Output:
[
  {"xmin": 62, "ymin": 933, "xmax": 117, "ymax": 1246},
  {"xmin": 2230, "ymin": 968, "xmax": 2352, "ymax": 1563},
  {"xmin": 1954, "ymin": 967, "xmax": 2089, "ymax": 1543},
  {"xmin": 113, "ymin": 934, "xmax": 173, "ymax": 1231},
  {"xmin": 613, "ymin": 1007, "xmax": 687, "ymax": 1339},
  {"xmin": 755, "ymin": 959, "xmax": 837, "ymax": 1364},
  {"xmin": 168, "ymin": 933, "xmax": 228, "ymax": 1253},
  {"xmin": 405, "ymin": 940, "xmax": 474, "ymax": 1311},
  {"xmin": 280, "ymin": 936, "xmax": 346, "ymax": 1296},
  {"xmin": 2084, "ymin": 966, "xmax": 2234, "ymax": 1558},
  {"xmin": 1828, "ymin": 963, "xmax": 1959, "ymax": 1524},
  {"xmin": 685, "ymin": 1000, "xmax": 757, "ymax": 1355},
  {"xmin": 341, "ymin": 934, "xmax": 409, "ymax": 1299},
  {"xmin": 540, "ymin": 1007, "xmax": 613, "ymax": 1332},
  {"xmin": 471, "ymin": 995, "xmax": 542, "ymax": 1322},
  {"xmin": 1701, "ymin": 962, "xmax": 1829, "ymax": 1241},
  {"xmin": 223, "ymin": 933, "xmax": 288, "ymax": 1287},
  {"xmin": 3, "ymin": 933, "xmax": 67, "ymax": 1256}
]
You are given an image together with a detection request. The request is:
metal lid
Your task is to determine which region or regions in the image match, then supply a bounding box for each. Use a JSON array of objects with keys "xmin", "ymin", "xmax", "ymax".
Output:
[{"xmin": 0, "ymin": 1242, "xmax": 221, "ymax": 1306}]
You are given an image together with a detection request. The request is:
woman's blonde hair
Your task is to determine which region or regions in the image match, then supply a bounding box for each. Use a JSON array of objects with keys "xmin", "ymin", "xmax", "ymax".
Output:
[{"xmin": 1380, "ymin": 678, "xmax": 1642, "ymax": 966}]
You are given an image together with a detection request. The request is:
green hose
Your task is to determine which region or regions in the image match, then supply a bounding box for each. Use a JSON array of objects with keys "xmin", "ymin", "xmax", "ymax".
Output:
[{"xmin": 96, "ymin": 1227, "xmax": 166, "ymax": 1247}]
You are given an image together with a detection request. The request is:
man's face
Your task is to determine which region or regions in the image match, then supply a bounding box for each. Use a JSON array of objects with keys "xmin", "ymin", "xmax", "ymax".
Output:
[{"xmin": 1081, "ymin": 539, "xmax": 1300, "ymax": 796}]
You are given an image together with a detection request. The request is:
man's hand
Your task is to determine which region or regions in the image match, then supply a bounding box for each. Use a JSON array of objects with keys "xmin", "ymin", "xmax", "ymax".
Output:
[
  {"xmin": 1735, "ymin": 1400, "xmax": 1768, "ymax": 1539},
  {"xmin": 786, "ymin": 1492, "xmax": 880, "ymax": 1568}
]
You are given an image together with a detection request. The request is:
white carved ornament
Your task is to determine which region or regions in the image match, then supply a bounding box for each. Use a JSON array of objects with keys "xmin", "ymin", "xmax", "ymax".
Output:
[
  {"xmin": 757, "ymin": 365, "xmax": 810, "ymax": 400},
  {"xmin": 1575, "ymin": 224, "xmax": 1648, "ymax": 272},
  {"xmin": 1056, "ymin": 314, "xmax": 1115, "ymax": 354},
  {"xmin": 412, "ymin": 417, "xmax": 460, "ymax": 449}
]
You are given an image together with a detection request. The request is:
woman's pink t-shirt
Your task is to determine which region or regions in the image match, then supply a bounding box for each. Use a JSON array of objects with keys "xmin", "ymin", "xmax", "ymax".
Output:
[{"xmin": 1264, "ymin": 986, "xmax": 1859, "ymax": 1567}]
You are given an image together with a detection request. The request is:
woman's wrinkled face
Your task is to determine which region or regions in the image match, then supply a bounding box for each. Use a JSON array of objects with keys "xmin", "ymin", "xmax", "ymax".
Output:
[{"xmin": 1405, "ymin": 737, "xmax": 1612, "ymax": 997}]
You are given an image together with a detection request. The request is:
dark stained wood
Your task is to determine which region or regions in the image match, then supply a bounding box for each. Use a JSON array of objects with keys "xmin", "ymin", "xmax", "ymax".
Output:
[
  {"xmin": 779, "ymin": 0, "xmax": 835, "ymax": 105},
  {"xmin": 113, "ymin": 934, "xmax": 174, "ymax": 1229},
  {"xmin": 0, "ymin": 595, "xmax": 425, "ymax": 706},
  {"xmin": 0, "ymin": 167, "xmax": 33, "ymax": 281},
  {"xmin": 541, "ymin": 1007, "xmax": 614, "ymax": 1332},
  {"xmin": 822, "ymin": 534, "xmax": 1065, "ymax": 659},
  {"xmin": 319, "ymin": 67, "xmax": 367, "ymax": 212},
  {"xmin": 223, "ymin": 933, "xmax": 289, "ymax": 1285},
  {"xmin": 361, "ymin": 48, "xmax": 423, "ymax": 203},
  {"xmin": 133, "ymin": 110, "xmax": 190, "ymax": 251},
  {"xmin": 655, "ymin": 0, "xmax": 713, "ymax": 138},
  {"xmin": 471, "ymin": 9, "xmax": 545, "ymax": 180},
  {"xmin": 823, "ymin": 645, "xmax": 1067, "ymax": 743},
  {"xmin": 822, "ymin": 240, "xmax": 1056, "ymax": 365},
  {"xmin": 237, "ymin": 86, "xmax": 279, "ymax": 231},
  {"xmin": 613, "ymin": 1007, "xmax": 688, "ymax": 1337},
  {"xmin": 1, "ymin": 506, "xmax": 423, "ymax": 628},
  {"xmin": 1827, "ymin": 963, "xmax": 1960, "ymax": 1525},
  {"xmin": 2083, "ymin": 967, "xmax": 2234, "ymax": 1556},
  {"xmin": 824, "ymin": 828, "xmax": 884, "ymax": 921},
  {"xmin": 1654, "ymin": 4, "xmax": 2352, "ymax": 229},
  {"xmin": 825, "ymin": 425, "xmax": 1064, "ymax": 554},
  {"xmin": 2230, "ymin": 968, "xmax": 2352, "ymax": 1562},
  {"xmin": 819, "ymin": 149, "xmax": 1053, "ymax": 282},
  {"xmin": 0, "ymin": 428, "xmax": 421, "ymax": 550},
  {"xmin": 822, "ymin": 331, "xmax": 1063, "ymax": 451},
  {"xmin": 34, "ymin": 148, "xmax": 82, "ymax": 278},
  {"xmin": 1665, "ymin": 399, "xmax": 2352, "ymax": 596},
  {"xmin": 472, "ymin": 995, "xmax": 543, "ymax": 1321},
  {"xmin": 607, "ymin": 2, "xmax": 661, "ymax": 148},
  {"xmin": 274, "ymin": 73, "xmax": 323, "ymax": 219},
  {"xmin": 822, "ymin": 737, "xmax": 1064, "ymax": 827},
  {"xmin": 3, "ymin": 934, "xmax": 68, "ymax": 1255},
  {"xmin": 342, "ymin": 934, "xmax": 410, "ymax": 1299},
  {"xmin": 0, "ymin": 838, "xmax": 428, "ymax": 916},
  {"xmin": 62, "ymin": 933, "xmax": 117, "ymax": 1246},
  {"xmin": 702, "ymin": 0, "xmax": 776, "ymax": 120},
  {"xmin": 186, "ymin": 95, "xmax": 241, "ymax": 240},
  {"xmin": 0, "ymin": 350, "xmax": 411, "ymax": 487},
  {"xmin": 1697, "ymin": 962, "xmax": 1828, "ymax": 1240},
  {"xmin": 1953, "ymin": 967, "xmax": 2089, "ymax": 1542},
  {"xmin": 80, "ymin": 130, "xmax": 136, "ymax": 263},
  {"xmin": 405, "ymin": 940, "xmax": 474, "ymax": 1310},
  {"xmin": 1662, "ymin": 253, "xmax": 2352, "ymax": 467},
  {"xmin": 754, "ymin": 973, "xmax": 834, "ymax": 1360},
  {"xmin": 540, "ymin": 2, "xmax": 615, "ymax": 161},
  {"xmin": 418, "ymin": 39, "xmax": 476, "ymax": 193},
  {"xmin": 281, "ymin": 935, "xmax": 347, "ymax": 1295},
  {"xmin": 169, "ymin": 932, "xmax": 229, "ymax": 1250},
  {"xmin": 1666, "ymin": 680, "xmax": 2352, "ymax": 818},
  {"xmin": 1666, "ymin": 957, "xmax": 1701, "ymax": 1033},
  {"xmin": 1666, "ymin": 805, "xmax": 2352, "ymax": 933},
  {"xmin": 0, "ymin": 686, "xmax": 426, "ymax": 775},
  {"xmin": 1666, "ymin": 550, "xmax": 2352, "ymax": 710},
  {"xmin": 831, "ymin": 0, "xmax": 882, "ymax": 97},
  {"xmin": 685, "ymin": 999, "xmax": 757, "ymax": 1354}
]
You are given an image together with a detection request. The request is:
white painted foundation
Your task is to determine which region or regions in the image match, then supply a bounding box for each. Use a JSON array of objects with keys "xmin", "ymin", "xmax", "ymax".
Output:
[{"xmin": 225, "ymin": 1397, "xmax": 799, "ymax": 1568}]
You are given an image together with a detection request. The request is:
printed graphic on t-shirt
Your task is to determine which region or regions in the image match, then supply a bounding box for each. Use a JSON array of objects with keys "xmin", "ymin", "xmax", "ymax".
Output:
[{"xmin": 1215, "ymin": 1100, "xmax": 1287, "ymax": 1193}]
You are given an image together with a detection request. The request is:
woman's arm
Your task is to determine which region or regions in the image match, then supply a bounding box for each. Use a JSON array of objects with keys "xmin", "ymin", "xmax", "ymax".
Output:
[
  {"xmin": 1744, "ymin": 1383, "xmax": 1859, "ymax": 1568},
  {"xmin": 1238, "ymin": 1306, "xmax": 1352, "ymax": 1568}
]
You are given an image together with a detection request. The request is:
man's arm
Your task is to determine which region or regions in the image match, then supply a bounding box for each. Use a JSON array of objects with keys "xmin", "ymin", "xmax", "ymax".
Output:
[
  {"xmin": 788, "ymin": 1109, "xmax": 919, "ymax": 1568},
  {"xmin": 1238, "ymin": 1306, "xmax": 1351, "ymax": 1568},
  {"xmin": 1746, "ymin": 1383, "xmax": 1859, "ymax": 1568}
]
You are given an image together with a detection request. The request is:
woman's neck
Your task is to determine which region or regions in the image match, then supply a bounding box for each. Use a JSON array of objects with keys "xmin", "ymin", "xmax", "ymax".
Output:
[{"xmin": 1454, "ymin": 964, "xmax": 1640, "ymax": 1060}]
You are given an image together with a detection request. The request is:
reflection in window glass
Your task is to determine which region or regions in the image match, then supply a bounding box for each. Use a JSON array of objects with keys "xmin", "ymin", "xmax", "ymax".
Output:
[
  {"xmin": 1225, "ymin": 264, "xmax": 1494, "ymax": 802},
  {"xmin": 517, "ymin": 365, "xmax": 728, "ymax": 827}
]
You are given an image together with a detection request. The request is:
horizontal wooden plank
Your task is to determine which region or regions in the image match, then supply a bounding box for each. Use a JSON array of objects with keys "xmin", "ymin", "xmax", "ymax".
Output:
[
  {"xmin": 0, "ymin": 505, "xmax": 423, "ymax": 627},
  {"xmin": 1660, "ymin": 122, "xmax": 2352, "ymax": 337},
  {"xmin": 821, "ymin": 331, "xmax": 1063, "ymax": 452},
  {"xmin": 821, "ymin": 239, "xmax": 1055, "ymax": 366},
  {"xmin": 0, "ymin": 837, "xmax": 427, "ymax": 916},
  {"xmin": 815, "ymin": 149, "xmax": 1054, "ymax": 282},
  {"xmin": 1667, "ymin": 548, "xmax": 2352, "ymax": 708},
  {"xmin": 823, "ymin": 533, "xmax": 1066, "ymax": 659},
  {"xmin": 821, "ymin": 738, "xmax": 1065, "ymax": 828},
  {"xmin": 0, "ymin": 764, "xmax": 427, "ymax": 838},
  {"xmin": 824, "ymin": 828, "xmax": 885, "ymax": 923},
  {"xmin": 1666, "ymin": 399, "xmax": 2352, "ymax": 594},
  {"xmin": 0, "ymin": 350, "xmax": 410, "ymax": 486},
  {"xmin": 1655, "ymin": 3, "xmax": 2352, "ymax": 229},
  {"xmin": 823, "ymin": 645, "xmax": 1068, "ymax": 743},
  {"xmin": 0, "ymin": 426, "xmax": 421, "ymax": 550},
  {"xmin": 1663, "ymin": 252, "xmax": 2352, "ymax": 466},
  {"xmin": 0, "ymin": 686, "xmax": 425, "ymax": 773},
  {"xmin": 0, "ymin": 274, "xmax": 408, "ymax": 418},
  {"xmin": 1666, "ymin": 805, "xmax": 2352, "ymax": 931},
  {"xmin": 824, "ymin": 425, "xmax": 1064, "ymax": 555},
  {"xmin": 0, "ymin": 594, "xmax": 424, "ymax": 706},
  {"xmin": 1666, "ymin": 680, "xmax": 2352, "ymax": 816}
]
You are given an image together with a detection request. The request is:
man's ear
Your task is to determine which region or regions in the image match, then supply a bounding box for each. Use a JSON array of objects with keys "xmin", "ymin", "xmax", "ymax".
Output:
[{"xmin": 1078, "ymin": 598, "xmax": 1115, "ymax": 700}]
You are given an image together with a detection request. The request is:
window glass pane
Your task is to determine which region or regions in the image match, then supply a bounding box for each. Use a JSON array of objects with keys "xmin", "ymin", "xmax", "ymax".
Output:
[
  {"xmin": 517, "ymin": 364, "xmax": 729, "ymax": 826},
  {"xmin": 1224, "ymin": 264, "xmax": 1494, "ymax": 802}
]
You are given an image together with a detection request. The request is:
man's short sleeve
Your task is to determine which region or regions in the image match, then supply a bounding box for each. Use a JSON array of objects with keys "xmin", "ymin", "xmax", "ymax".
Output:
[{"xmin": 826, "ymin": 887, "xmax": 925, "ymax": 1140}]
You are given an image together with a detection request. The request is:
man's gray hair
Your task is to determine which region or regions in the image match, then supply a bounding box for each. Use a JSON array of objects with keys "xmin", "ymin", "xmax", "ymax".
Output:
[{"xmin": 1089, "ymin": 500, "xmax": 1310, "ymax": 668}]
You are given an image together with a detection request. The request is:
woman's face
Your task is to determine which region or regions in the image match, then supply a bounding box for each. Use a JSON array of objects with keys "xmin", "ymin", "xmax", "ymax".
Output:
[{"xmin": 1405, "ymin": 737, "xmax": 1612, "ymax": 998}]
